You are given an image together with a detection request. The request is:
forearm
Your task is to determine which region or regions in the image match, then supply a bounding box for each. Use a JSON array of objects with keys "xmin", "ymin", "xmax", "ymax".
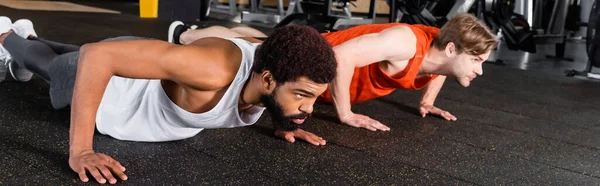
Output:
[
  {"xmin": 69, "ymin": 45, "xmax": 114, "ymax": 156},
  {"xmin": 330, "ymin": 55, "xmax": 356, "ymax": 120},
  {"xmin": 420, "ymin": 75, "xmax": 446, "ymax": 105}
]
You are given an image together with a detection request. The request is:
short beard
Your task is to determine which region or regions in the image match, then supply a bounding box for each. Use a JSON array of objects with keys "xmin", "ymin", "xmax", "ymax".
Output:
[{"xmin": 260, "ymin": 92, "xmax": 309, "ymax": 131}]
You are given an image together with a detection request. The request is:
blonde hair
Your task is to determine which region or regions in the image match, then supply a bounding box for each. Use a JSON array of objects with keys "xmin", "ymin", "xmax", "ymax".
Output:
[{"xmin": 432, "ymin": 13, "xmax": 497, "ymax": 55}]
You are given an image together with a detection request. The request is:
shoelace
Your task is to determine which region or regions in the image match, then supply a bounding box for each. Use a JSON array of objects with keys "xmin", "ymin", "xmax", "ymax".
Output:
[
  {"xmin": 0, "ymin": 46, "xmax": 11, "ymax": 66},
  {"xmin": 0, "ymin": 47, "xmax": 10, "ymax": 65}
]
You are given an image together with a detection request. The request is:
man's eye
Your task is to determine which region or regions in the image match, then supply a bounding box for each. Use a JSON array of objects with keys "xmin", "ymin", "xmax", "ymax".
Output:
[{"xmin": 296, "ymin": 94, "xmax": 304, "ymax": 98}]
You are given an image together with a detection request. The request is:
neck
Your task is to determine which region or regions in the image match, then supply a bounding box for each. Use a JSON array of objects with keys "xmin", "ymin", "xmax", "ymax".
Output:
[
  {"xmin": 420, "ymin": 47, "xmax": 450, "ymax": 75},
  {"xmin": 238, "ymin": 73, "xmax": 264, "ymax": 108}
]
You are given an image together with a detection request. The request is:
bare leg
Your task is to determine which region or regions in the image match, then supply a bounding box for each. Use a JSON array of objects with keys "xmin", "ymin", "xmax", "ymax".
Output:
[
  {"xmin": 179, "ymin": 26, "xmax": 267, "ymax": 45},
  {"xmin": 0, "ymin": 30, "xmax": 12, "ymax": 44},
  {"xmin": 230, "ymin": 27, "xmax": 268, "ymax": 38},
  {"xmin": 180, "ymin": 26, "xmax": 245, "ymax": 44}
]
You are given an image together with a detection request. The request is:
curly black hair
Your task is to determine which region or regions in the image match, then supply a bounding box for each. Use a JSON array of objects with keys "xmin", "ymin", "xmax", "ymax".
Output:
[{"xmin": 253, "ymin": 25, "xmax": 337, "ymax": 84}]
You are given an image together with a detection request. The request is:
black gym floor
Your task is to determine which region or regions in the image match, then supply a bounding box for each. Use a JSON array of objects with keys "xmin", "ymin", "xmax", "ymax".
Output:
[{"xmin": 1, "ymin": 3, "xmax": 599, "ymax": 185}]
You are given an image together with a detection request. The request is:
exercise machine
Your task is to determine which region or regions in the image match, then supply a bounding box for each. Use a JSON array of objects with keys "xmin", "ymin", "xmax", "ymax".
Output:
[
  {"xmin": 240, "ymin": 0, "xmax": 299, "ymax": 26},
  {"xmin": 565, "ymin": 0, "xmax": 600, "ymax": 80},
  {"xmin": 201, "ymin": 0, "xmax": 239, "ymax": 21},
  {"xmin": 388, "ymin": 0, "xmax": 477, "ymax": 27},
  {"xmin": 273, "ymin": 0, "xmax": 376, "ymax": 32},
  {"xmin": 482, "ymin": 0, "xmax": 574, "ymax": 59}
]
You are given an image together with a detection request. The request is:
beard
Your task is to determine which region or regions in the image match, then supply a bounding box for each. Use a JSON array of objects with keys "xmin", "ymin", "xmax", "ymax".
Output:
[{"xmin": 260, "ymin": 92, "xmax": 310, "ymax": 131}]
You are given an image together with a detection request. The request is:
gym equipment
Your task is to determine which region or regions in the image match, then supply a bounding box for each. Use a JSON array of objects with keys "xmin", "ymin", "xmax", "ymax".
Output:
[
  {"xmin": 477, "ymin": 0, "xmax": 579, "ymax": 68},
  {"xmin": 202, "ymin": 0, "xmax": 239, "ymax": 21},
  {"xmin": 480, "ymin": 0, "xmax": 537, "ymax": 53},
  {"xmin": 565, "ymin": 0, "xmax": 600, "ymax": 80},
  {"xmin": 388, "ymin": 0, "xmax": 476, "ymax": 27},
  {"xmin": 157, "ymin": 0, "xmax": 205, "ymax": 21},
  {"xmin": 240, "ymin": 0, "xmax": 297, "ymax": 26},
  {"xmin": 532, "ymin": 0, "xmax": 573, "ymax": 60},
  {"xmin": 274, "ymin": 0, "xmax": 376, "ymax": 32},
  {"xmin": 390, "ymin": 0, "xmax": 444, "ymax": 27},
  {"xmin": 483, "ymin": 0, "xmax": 572, "ymax": 56}
]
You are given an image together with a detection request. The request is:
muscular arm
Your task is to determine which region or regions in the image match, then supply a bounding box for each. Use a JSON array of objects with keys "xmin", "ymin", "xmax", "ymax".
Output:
[
  {"xmin": 330, "ymin": 26, "xmax": 417, "ymax": 122},
  {"xmin": 420, "ymin": 75, "xmax": 446, "ymax": 106},
  {"xmin": 418, "ymin": 75, "xmax": 457, "ymax": 121},
  {"xmin": 69, "ymin": 38, "xmax": 238, "ymax": 156}
]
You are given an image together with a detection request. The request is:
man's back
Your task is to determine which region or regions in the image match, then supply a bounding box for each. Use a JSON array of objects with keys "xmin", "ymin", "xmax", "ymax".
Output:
[{"xmin": 95, "ymin": 38, "xmax": 265, "ymax": 142}]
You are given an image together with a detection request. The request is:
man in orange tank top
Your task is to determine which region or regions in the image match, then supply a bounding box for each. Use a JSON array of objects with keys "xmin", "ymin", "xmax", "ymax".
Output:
[{"xmin": 169, "ymin": 13, "xmax": 497, "ymax": 138}]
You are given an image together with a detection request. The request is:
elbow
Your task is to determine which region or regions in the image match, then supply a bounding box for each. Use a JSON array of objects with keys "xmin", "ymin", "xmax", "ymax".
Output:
[
  {"xmin": 77, "ymin": 44, "xmax": 99, "ymax": 69},
  {"xmin": 79, "ymin": 43, "xmax": 97, "ymax": 55},
  {"xmin": 78, "ymin": 43, "xmax": 100, "ymax": 64},
  {"xmin": 77, "ymin": 43, "xmax": 113, "ymax": 74},
  {"xmin": 79, "ymin": 43, "xmax": 107, "ymax": 60}
]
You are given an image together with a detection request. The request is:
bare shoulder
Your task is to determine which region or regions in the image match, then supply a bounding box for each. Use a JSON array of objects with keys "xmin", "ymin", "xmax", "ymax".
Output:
[
  {"xmin": 166, "ymin": 37, "xmax": 243, "ymax": 90},
  {"xmin": 381, "ymin": 25, "xmax": 417, "ymax": 43},
  {"xmin": 378, "ymin": 25, "xmax": 417, "ymax": 60}
]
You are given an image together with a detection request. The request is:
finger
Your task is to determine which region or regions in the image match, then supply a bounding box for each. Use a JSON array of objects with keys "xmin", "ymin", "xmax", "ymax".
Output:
[
  {"xmin": 442, "ymin": 112, "xmax": 453, "ymax": 120},
  {"xmin": 304, "ymin": 136, "xmax": 320, "ymax": 146},
  {"xmin": 104, "ymin": 161, "xmax": 128, "ymax": 181},
  {"xmin": 103, "ymin": 155, "xmax": 127, "ymax": 173},
  {"xmin": 87, "ymin": 167, "xmax": 106, "ymax": 184},
  {"xmin": 97, "ymin": 166, "xmax": 117, "ymax": 184},
  {"xmin": 307, "ymin": 133, "xmax": 326, "ymax": 146},
  {"xmin": 285, "ymin": 133, "xmax": 296, "ymax": 143},
  {"xmin": 315, "ymin": 136, "xmax": 326, "ymax": 145},
  {"xmin": 77, "ymin": 170, "xmax": 89, "ymax": 183},
  {"xmin": 430, "ymin": 107, "xmax": 445, "ymax": 115},
  {"xmin": 441, "ymin": 111, "xmax": 456, "ymax": 121},
  {"xmin": 274, "ymin": 130, "xmax": 284, "ymax": 138},
  {"xmin": 448, "ymin": 113, "xmax": 457, "ymax": 121},
  {"xmin": 373, "ymin": 122, "xmax": 391, "ymax": 131},
  {"xmin": 419, "ymin": 108, "xmax": 428, "ymax": 117},
  {"xmin": 364, "ymin": 125, "xmax": 377, "ymax": 131},
  {"xmin": 295, "ymin": 131, "xmax": 320, "ymax": 146}
]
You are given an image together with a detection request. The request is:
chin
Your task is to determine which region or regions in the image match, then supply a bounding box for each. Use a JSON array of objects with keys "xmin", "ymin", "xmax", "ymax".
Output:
[{"xmin": 457, "ymin": 78, "xmax": 471, "ymax": 87}]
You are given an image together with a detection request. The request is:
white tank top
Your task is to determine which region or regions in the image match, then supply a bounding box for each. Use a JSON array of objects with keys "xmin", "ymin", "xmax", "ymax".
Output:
[{"xmin": 95, "ymin": 38, "xmax": 265, "ymax": 142}]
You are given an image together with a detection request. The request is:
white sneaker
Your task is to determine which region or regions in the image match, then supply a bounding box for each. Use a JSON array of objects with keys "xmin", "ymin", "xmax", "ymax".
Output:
[
  {"xmin": 0, "ymin": 16, "xmax": 11, "ymax": 34},
  {"xmin": 8, "ymin": 19, "xmax": 34, "ymax": 82},
  {"xmin": 0, "ymin": 16, "xmax": 13, "ymax": 82},
  {"xmin": 11, "ymin": 19, "xmax": 37, "ymax": 39}
]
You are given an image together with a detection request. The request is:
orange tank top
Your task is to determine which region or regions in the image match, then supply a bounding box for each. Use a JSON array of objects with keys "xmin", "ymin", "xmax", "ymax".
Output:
[{"xmin": 318, "ymin": 23, "xmax": 440, "ymax": 104}]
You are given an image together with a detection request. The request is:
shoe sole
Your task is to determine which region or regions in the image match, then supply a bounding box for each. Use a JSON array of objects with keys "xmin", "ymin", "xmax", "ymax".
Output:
[
  {"xmin": 168, "ymin": 21, "xmax": 184, "ymax": 44},
  {"xmin": 8, "ymin": 61, "xmax": 16, "ymax": 81},
  {"xmin": 0, "ymin": 63, "xmax": 7, "ymax": 82},
  {"xmin": 8, "ymin": 62, "xmax": 32, "ymax": 82}
]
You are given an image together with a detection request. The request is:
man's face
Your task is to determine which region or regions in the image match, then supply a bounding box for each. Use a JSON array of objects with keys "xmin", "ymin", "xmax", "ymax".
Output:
[
  {"xmin": 447, "ymin": 49, "xmax": 491, "ymax": 87},
  {"xmin": 260, "ymin": 77, "xmax": 328, "ymax": 131}
]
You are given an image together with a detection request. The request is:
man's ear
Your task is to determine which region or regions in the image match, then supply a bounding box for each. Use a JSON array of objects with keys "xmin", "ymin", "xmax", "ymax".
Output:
[
  {"xmin": 445, "ymin": 42, "xmax": 457, "ymax": 57},
  {"xmin": 261, "ymin": 70, "xmax": 277, "ymax": 93}
]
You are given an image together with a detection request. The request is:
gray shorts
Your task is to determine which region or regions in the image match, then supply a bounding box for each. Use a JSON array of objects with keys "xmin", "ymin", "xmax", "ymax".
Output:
[{"xmin": 48, "ymin": 36, "xmax": 153, "ymax": 109}]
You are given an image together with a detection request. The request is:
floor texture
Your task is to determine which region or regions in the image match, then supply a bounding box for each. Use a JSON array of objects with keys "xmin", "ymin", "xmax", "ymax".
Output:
[{"xmin": 0, "ymin": 2, "xmax": 599, "ymax": 185}]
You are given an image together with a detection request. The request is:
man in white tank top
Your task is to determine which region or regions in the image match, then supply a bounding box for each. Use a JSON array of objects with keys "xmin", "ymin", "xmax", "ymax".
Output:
[{"xmin": 0, "ymin": 21, "xmax": 337, "ymax": 184}]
